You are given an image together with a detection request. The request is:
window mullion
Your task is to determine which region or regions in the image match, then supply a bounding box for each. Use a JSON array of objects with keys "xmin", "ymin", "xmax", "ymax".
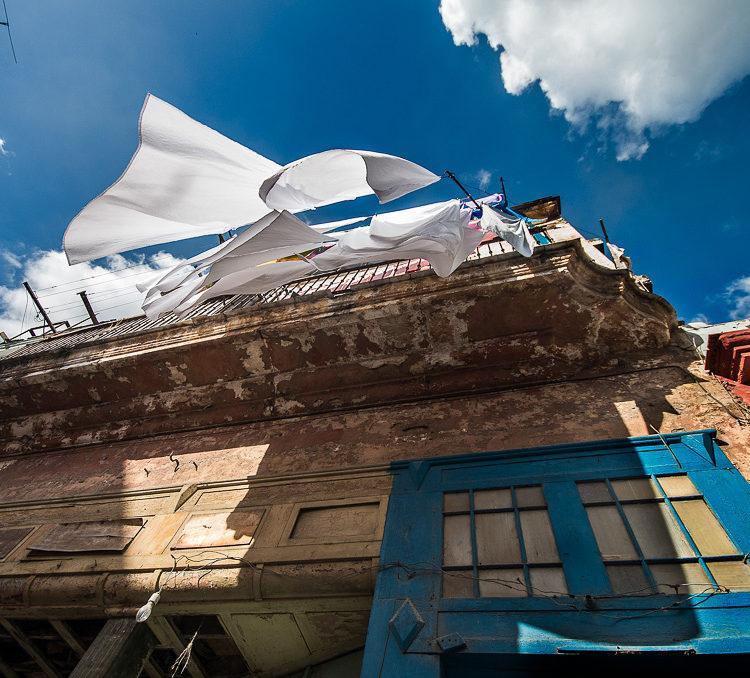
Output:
[
  {"xmin": 604, "ymin": 478, "xmax": 658, "ymax": 592},
  {"xmin": 652, "ymin": 475, "xmax": 720, "ymax": 590},
  {"xmin": 510, "ymin": 487, "xmax": 532, "ymax": 596},
  {"xmin": 545, "ymin": 481, "xmax": 612, "ymax": 595},
  {"xmin": 469, "ymin": 490, "xmax": 479, "ymax": 598}
]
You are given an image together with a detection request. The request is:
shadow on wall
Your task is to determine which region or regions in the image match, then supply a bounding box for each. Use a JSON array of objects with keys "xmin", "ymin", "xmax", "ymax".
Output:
[{"xmin": 361, "ymin": 425, "xmax": 750, "ymax": 676}]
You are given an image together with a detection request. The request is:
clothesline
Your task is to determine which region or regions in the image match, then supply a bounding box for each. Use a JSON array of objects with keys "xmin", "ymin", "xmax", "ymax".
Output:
[{"xmin": 61, "ymin": 93, "xmax": 538, "ymax": 320}]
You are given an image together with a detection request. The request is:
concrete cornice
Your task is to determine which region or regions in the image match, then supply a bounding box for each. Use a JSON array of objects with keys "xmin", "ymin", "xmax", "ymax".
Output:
[{"xmin": 0, "ymin": 236, "xmax": 677, "ymax": 455}]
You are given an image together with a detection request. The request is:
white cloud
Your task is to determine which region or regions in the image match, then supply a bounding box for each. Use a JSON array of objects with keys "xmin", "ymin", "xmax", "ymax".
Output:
[
  {"xmin": 724, "ymin": 274, "xmax": 750, "ymax": 320},
  {"xmin": 1, "ymin": 251, "xmax": 22, "ymax": 269},
  {"xmin": 0, "ymin": 138, "xmax": 8, "ymax": 156},
  {"xmin": 439, "ymin": 0, "xmax": 750, "ymax": 159},
  {"xmin": 0, "ymin": 249, "xmax": 183, "ymax": 339},
  {"xmin": 476, "ymin": 169, "xmax": 492, "ymax": 191}
]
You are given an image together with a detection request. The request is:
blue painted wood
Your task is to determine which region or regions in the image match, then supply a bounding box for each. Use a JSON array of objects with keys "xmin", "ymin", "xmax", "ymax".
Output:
[
  {"xmin": 388, "ymin": 429, "xmax": 724, "ymax": 476},
  {"xmin": 389, "ymin": 599, "xmax": 425, "ymax": 652},
  {"xmin": 544, "ymin": 481, "xmax": 612, "ymax": 595},
  {"xmin": 436, "ymin": 591, "xmax": 750, "ymax": 613},
  {"xmin": 691, "ymin": 468, "xmax": 750, "ymax": 555},
  {"xmin": 434, "ymin": 603, "xmax": 750, "ymax": 654},
  {"xmin": 363, "ymin": 430, "xmax": 750, "ymax": 677}
]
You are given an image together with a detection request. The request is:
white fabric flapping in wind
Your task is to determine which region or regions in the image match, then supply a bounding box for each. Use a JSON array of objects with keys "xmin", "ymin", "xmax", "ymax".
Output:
[
  {"xmin": 307, "ymin": 200, "xmax": 481, "ymax": 277},
  {"xmin": 141, "ymin": 210, "xmax": 335, "ymax": 319},
  {"xmin": 259, "ymin": 149, "xmax": 439, "ymax": 212},
  {"xmin": 480, "ymin": 205, "xmax": 536, "ymax": 258},
  {"xmin": 63, "ymin": 94, "xmax": 281, "ymax": 264},
  {"xmin": 142, "ymin": 200, "xmax": 482, "ymax": 318}
]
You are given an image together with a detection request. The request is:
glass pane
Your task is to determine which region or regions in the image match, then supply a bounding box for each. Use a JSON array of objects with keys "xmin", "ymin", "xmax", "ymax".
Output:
[
  {"xmin": 476, "ymin": 513, "xmax": 521, "ymax": 565},
  {"xmin": 672, "ymin": 499, "xmax": 738, "ymax": 556},
  {"xmin": 443, "ymin": 515, "xmax": 473, "ymax": 566},
  {"xmin": 586, "ymin": 505, "xmax": 638, "ymax": 560},
  {"xmin": 474, "ymin": 488, "xmax": 512, "ymax": 510},
  {"xmin": 515, "ymin": 485, "xmax": 545, "ymax": 507},
  {"xmin": 529, "ymin": 567, "xmax": 568, "ymax": 596},
  {"xmin": 442, "ymin": 571, "xmax": 475, "ymax": 598},
  {"xmin": 611, "ymin": 477, "xmax": 661, "ymax": 501},
  {"xmin": 657, "ymin": 475, "xmax": 699, "ymax": 497},
  {"xmin": 606, "ymin": 564, "xmax": 652, "ymax": 595},
  {"xmin": 577, "ymin": 481, "xmax": 611, "ymax": 503},
  {"xmin": 519, "ymin": 510, "xmax": 559, "ymax": 563},
  {"xmin": 623, "ymin": 502, "xmax": 695, "ymax": 558},
  {"xmin": 651, "ymin": 563, "xmax": 713, "ymax": 594},
  {"xmin": 443, "ymin": 492, "xmax": 470, "ymax": 512},
  {"xmin": 478, "ymin": 568, "xmax": 527, "ymax": 597},
  {"xmin": 708, "ymin": 561, "xmax": 750, "ymax": 591}
]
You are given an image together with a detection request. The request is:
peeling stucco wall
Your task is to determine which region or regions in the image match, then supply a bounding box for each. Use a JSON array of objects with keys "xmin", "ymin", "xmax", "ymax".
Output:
[{"xmin": 1, "ymin": 212, "xmax": 747, "ymax": 504}]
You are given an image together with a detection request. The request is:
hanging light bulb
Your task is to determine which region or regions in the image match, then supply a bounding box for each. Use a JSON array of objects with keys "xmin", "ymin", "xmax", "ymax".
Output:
[{"xmin": 135, "ymin": 592, "xmax": 161, "ymax": 622}]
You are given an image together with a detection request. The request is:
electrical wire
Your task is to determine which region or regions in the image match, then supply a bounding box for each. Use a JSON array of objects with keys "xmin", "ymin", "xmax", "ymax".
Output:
[
  {"xmin": 88, "ymin": 287, "xmax": 143, "ymax": 300},
  {"xmin": 685, "ymin": 339, "xmax": 750, "ymax": 424},
  {"xmin": 1, "ymin": 0, "xmax": 17, "ymax": 64},
  {"xmin": 462, "ymin": 181, "xmax": 495, "ymax": 197},
  {"xmin": 150, "ymin": 550, "xmax": 730, "ymax": 620},
  {"xmin": 94, "ymin": 300, "xmax": 143, "ymax": 315},
  {"xmin": 19, "ymin": 292, "xmax": 29, "ymax": 335},
  {"xmin": 40, "ymin": 287, "xmax": 147, "ymax": 319},
  {"xmin": 36, "ymin": 266, "xmax": 171, "ymax": 300},
  {"xmin": 33, "ymin": 254, "xmax": 179, "ymax": 294}
]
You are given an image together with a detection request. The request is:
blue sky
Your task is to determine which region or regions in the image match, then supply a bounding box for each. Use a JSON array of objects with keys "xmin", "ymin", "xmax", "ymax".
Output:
[{"xmin": 1, "ymin": 1, "xmax": 749, "ymax": 336}]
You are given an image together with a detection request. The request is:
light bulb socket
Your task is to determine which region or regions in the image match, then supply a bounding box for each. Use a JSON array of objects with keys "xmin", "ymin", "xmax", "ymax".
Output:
[{"xmin": 135, "ymin": 591, "xmax": 162, "ymax": 622}]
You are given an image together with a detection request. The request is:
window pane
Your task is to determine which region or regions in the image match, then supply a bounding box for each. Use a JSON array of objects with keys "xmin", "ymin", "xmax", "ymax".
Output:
[
  {"xmin": 606, "ymin": 564, "xmax": 652, "ymax": 595},
  {"xmin": 476, "ymin": 513, "xmax": 522, "ymax": 565},
  {"xmin": 611, "ymin": 478, "xmax": 661, "ymax": 501},
  {"xmin": 443, "ymin": 515, "xmax": 473, "ymax": 566},
  {"xmin": 708, "ymin": 561, "xmax": 750, "ymax": 591},
  {"xmin": 623, "ymin": 502, "xmax": 695, "ymax": 558},
  {"xmin": 519, "ymin": 510, "xmax": 559, "ymax": 563},
  {"xmin": 515, "ymin": 485, "xmax": 545, "ymax": 507},
  {"xmin": 671, "ymin": 499, "xmax": 738, "ymax": 556},
  {"xmin": 657, "ymin": 475, "xmax": 699, "ymax": 497},
  {"xmin": 474, "ymin": 488, "xmax": 512, "ymax": 510},
  {"xmin": 651, "ymin": 563, "xmax": 712, "ymax": 595},
  {"xmin": 442, "ymin": 571, "xmax": 475, "ymax": 598},
  {"xmin": 586, "ymin": 505, "xmax": 638, "ymax": 560},
  {"xmin": 443, "ymin": 492, "xmax": 470, "ymax": 512},
  {"xmin": 577, "ymin": 481, "xmax": 611, "ymax": 503},
  {"xmin": 478, "ymin": 568, "xmax": 527, "ymax": 597},
  {"xmin": 529, "ymin": 567, "xmax": 568, "ymax": 596}
]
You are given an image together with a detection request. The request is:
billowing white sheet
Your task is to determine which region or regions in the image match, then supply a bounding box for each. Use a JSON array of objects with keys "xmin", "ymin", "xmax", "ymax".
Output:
[
  {"xmin": 202, "ymin": 211, "xmax": 336, "ymax": 284},
  {"xmin": 259, "ymin": 149, "xmax": 439, "ymax": 212},
  {"xmin": 63, "ymin": 94, "xmax": 281, "ymax": 264},
  {"xmin": 480, "ymin": 205, "xmax": 536, "ymax": 258},
  {"xmin": 172, "ymin": 259, "xmax": 317, "ymax": 316},
  {"xmin": 309, "ymin": 200, "xmax": 481, "ymax": 277},
  {"xmin": 141, "ymin": 201, "xmax": 483, "ymax": 318},
  {"xmin": 141, "ymin": 210, "xmax": 333, "ymax": 317}
]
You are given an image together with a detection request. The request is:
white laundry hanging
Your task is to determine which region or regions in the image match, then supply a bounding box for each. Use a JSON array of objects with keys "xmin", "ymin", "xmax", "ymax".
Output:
[
  {"xmin": 63, "ymin": 95, "xmax": 441, "ymax": 270},
  {"xmin": 140, "ymin": 210, "xmax": 334, "ymax": 318},
  {"xmin": 63, "ymin": 94, "xmax": 281, "ymax": 264},
  {"xmin": 259, "ymin": 149, "xmax": 439, "ymax": 212},
  {"xmin": 171, "ymin": 259, "xmax": 318, "ymax": 316},
  {"xmin": 309, "ymin": 200, "xmax": 483, "ymax": 277},
  {"xmin": 480, "ymin": 204, "xmax": 536, "ymax": 258}
]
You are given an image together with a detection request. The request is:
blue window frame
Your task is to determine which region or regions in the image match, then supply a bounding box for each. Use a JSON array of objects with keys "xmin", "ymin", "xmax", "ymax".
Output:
[{"xmin": 362, "ymin": 431, "xmax": 750, "ymax": 677}]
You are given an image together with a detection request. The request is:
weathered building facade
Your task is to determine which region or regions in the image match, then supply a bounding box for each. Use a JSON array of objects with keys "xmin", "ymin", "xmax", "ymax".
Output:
[{"xmin": 1, "ymin": 197, "xmax": 749, "ymax": 676}]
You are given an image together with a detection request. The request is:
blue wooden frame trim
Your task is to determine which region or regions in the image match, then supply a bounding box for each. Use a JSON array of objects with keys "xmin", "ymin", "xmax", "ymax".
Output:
[{"xmin": 362, "ymin": 430, "xmax": 750, "ymax": 677}]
